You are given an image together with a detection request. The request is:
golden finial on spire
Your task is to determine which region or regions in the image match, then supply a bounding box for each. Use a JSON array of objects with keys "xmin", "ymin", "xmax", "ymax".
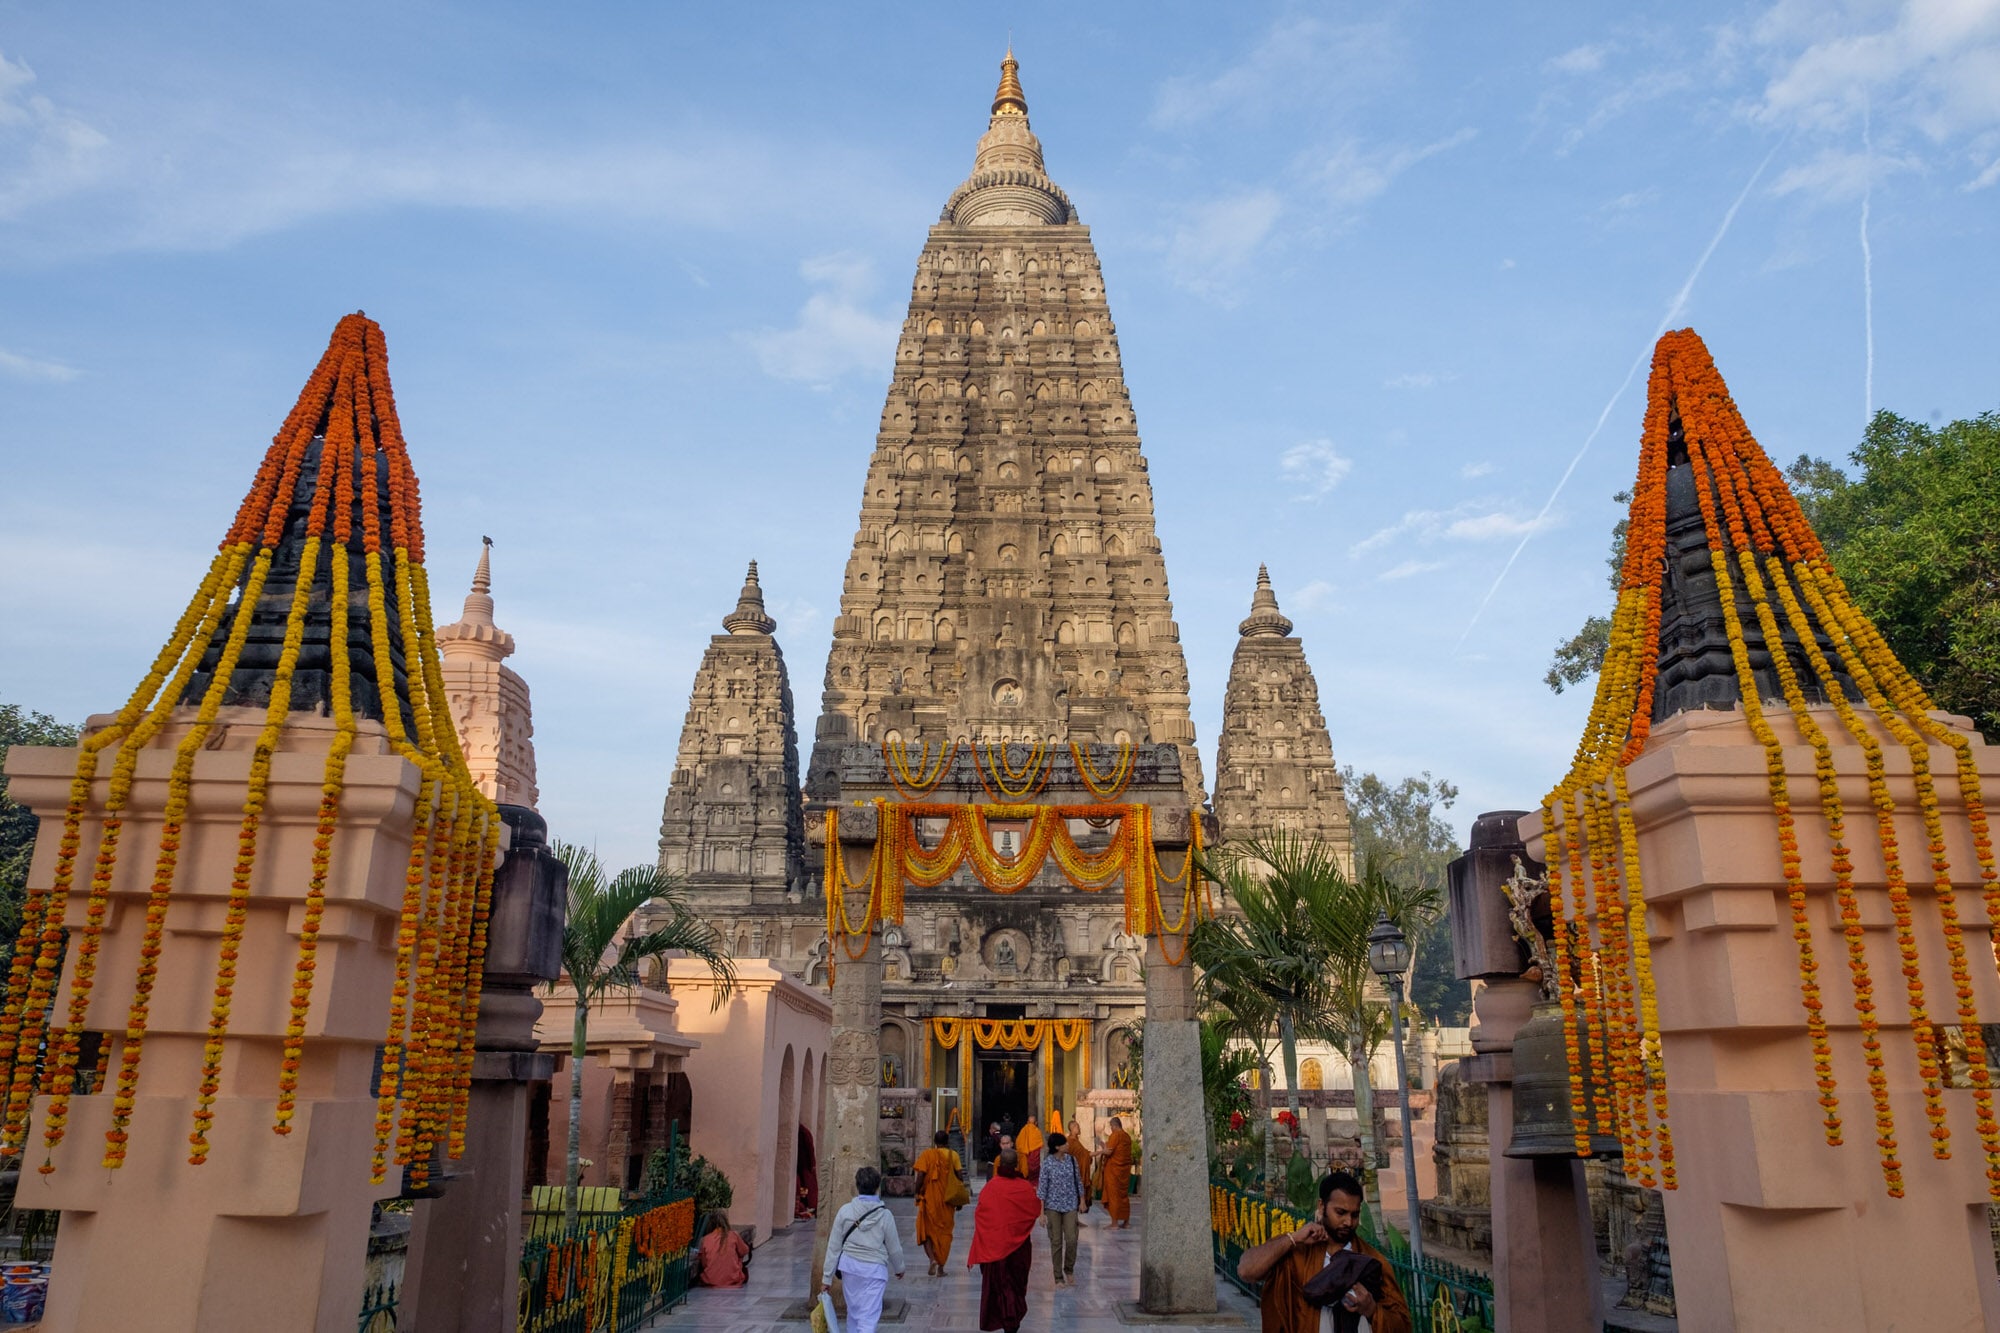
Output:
[{"xmin": 992, "ymin": 47, "xmax": 1027, "ymax": 117}]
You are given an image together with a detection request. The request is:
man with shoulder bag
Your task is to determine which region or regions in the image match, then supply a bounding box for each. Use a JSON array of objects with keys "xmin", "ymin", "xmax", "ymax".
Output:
[{"xmin": 821, "ymin": 1166, "xmax": 906, "ymax": 1333}]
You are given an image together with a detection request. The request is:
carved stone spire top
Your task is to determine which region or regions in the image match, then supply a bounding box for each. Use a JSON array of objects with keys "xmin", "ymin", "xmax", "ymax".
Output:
[
  {"xmin": 437, "ymin": 538, "xmax": 515, "ymax": 662},
  {"xmin": 1238, "ymin": 564, "xmax": 1294, "ymax": 639},
  {"xmin": 723, "ymin": 560, "xmax": 777, "ymax": 636},
  {"xmin": 944, "ymin": 49, "xmax": 1074, "ymax": 226}
]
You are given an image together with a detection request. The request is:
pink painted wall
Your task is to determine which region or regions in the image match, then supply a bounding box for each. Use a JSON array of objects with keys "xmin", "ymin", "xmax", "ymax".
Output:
[{"xmin": 668, "ymin": 960, "xmax": 831, "ymax": 1242}]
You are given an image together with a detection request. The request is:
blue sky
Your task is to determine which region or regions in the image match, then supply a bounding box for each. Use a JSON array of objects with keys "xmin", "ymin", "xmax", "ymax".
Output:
[{"xmin": 4, "ymin": 2, "xmax": 1998, "ymax": 873}]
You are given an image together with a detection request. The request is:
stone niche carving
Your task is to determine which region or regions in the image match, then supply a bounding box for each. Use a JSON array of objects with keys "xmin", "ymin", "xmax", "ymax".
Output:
[{"xmin": 983, "ymin": 928, "xmax": 1031, "ymax": 975}]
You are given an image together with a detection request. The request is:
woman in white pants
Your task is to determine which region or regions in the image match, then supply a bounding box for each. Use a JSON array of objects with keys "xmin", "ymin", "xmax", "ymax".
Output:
[{"xmin": 821, "ymin": 1165, "xmax": 906, "ymax": 1333}]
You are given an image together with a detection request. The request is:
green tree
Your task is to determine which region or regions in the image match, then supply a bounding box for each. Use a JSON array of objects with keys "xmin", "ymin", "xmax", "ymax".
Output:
[
  {"xmin": 1789, "ymin": 411, "xmax": 1999, "ymax": 741},
  {"xmin": 0, "ymin": 701, "xmax": 81, "ymax": 963},
  {"xmin": 550, "ymin": 842, "xmax": 735, "ymax": 1226},
  {"xmin": 1544, "ymin": 491, "xmax": 1631, "ymax": 694},
  {"xmin": 1340, "ymin": 768, "xmax": 1466, "ymax": 1025}
]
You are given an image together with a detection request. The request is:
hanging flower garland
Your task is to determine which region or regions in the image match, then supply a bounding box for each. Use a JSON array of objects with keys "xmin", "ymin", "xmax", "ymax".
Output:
[
  {"xmin": 0, "ymin": 314, "xmax": 499, "ymax": 1183},
  {"xmin": 1544, "ymin": 326, "xmax": 2000, "ymax": 1199},
  {"xmin": 883, "ymin": 737, "xmax": 958, "ymax": 798},
  {"xmin": 1070, "ymin": 742, "xmax": 1136, "ymax": 800},
  {"xmin": 976, "ymin": 739, "xmax": 1051, "ymax": 801}
]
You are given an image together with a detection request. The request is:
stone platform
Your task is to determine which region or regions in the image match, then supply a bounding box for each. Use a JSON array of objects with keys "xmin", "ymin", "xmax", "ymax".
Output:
[{"xmin": 643, "ymin": 1189, "xmax": 1256, "ymax": 1332}]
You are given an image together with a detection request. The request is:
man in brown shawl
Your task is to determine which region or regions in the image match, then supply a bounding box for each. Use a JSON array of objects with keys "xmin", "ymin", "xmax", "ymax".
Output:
[{"xmin": 1235, "ymin": 1171, "xmax": 1410, "ymax": 1333}]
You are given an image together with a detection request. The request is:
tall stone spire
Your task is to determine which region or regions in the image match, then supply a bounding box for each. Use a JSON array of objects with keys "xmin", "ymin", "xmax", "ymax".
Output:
[
  {"xmin": 1213, "ymin": 567, "xmax": 1351, "ymax": 868},
  {"xmin": 807, "ymin": 50, "xmax": 1205, "ymax": 799},
  {"xmin": 436, "ymin": 538, "xmax": 539, "ymax": 808},
  {"xmin": 657, "ymin": 564, "xmax": 806, "ymax": 909}
]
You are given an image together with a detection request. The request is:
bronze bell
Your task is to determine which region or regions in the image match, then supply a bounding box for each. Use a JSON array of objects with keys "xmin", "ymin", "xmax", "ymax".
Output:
[{"xmin": 1505, "ymin": 999, "xmax": 1622, "ymax": 1159}]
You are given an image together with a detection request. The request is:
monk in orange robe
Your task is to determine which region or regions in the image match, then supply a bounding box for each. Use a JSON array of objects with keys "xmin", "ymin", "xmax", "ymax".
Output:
[
  {"xmin": 913, "ymin": 1129, "xmax": 964, "ymax": 1275},
  {"xmin": 1100, "ymin": 1116, "xmax": 1133, "ymax": 1227},
  {"xmin": 1014, "ymin": 1115, "xmax": 1045, "ymax": 1183},
  {"xmin": 1065, "ymin": 1132, "xmax": 1094, "ymax": 1214}
]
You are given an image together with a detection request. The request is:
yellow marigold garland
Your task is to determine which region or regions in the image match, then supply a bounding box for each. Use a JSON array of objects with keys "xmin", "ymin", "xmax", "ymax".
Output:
[{"xmin": 1070, "ymin": 742, "xmax": 1136, "ymax": 800}]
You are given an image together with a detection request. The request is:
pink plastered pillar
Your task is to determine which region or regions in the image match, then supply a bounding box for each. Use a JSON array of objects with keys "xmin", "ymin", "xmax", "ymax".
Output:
[
  {"xmin": 7, "ymin": 713, "xmax": 416, "ymax": 1333},
  {"xmin": 1527, "ymin": 707, "xmax": 2000, "ymax": 1331}
]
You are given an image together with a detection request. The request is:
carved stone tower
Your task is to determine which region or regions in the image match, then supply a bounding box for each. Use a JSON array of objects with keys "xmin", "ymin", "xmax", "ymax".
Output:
[
  {"xmin": 656, "ymin": 562, "xmax": 807, "ymax": 909},
  {"xmin": 436, "ymin": 538, "xmax": 540, "ymax": 808},
  {"xmin": 804, "ymin": 50, "xmax": 1206, "ymax": 805},
  {"xmin": 1212, "ymin": 566, "xmax": 1352, "ymax": 869}
]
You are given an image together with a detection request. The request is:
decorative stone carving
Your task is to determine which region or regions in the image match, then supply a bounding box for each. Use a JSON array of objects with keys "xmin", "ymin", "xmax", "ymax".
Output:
[
  {"xmin": 1212, "ymin": 567, "xmax": 1351, "ymax": 865},
  {"xmin": 435, "ymin": 539, "xmax": 540, "ymax": 808}
]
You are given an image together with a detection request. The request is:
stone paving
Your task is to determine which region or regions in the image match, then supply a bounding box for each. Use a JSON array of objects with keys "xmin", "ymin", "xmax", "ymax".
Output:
[{"xmin": 644, "ymin": 1188, "xmax": 1258, "ymax": 1332}]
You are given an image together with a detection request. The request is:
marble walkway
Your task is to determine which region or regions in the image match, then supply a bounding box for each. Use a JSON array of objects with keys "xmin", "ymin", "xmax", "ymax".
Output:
[{"xmin": 643, "ymin": 1189, "xmax": 1260, "ymax": 1332}]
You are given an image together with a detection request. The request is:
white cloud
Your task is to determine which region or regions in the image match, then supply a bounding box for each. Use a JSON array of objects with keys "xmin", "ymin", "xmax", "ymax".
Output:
[
  {"xmin": 1278, "ymin": 440, "xmax": 1353, "ymax": 501},
  {"xmin": 1769, "ymin": 146, "xmax": 1921, "ymax": 201},
  {"xmin": 0, "ymin": 49, "xmax": 109, "ymax": 223},
  {"xmin": 1384, "ymin": 370, "xmax": 1457, "ymax": 390},
  {"xmin": 1312, "ymin": 128, "xmax": 1478, "ymax": 213},
  {"xmin": 1460, "ymin": 461, "xmax": 1495, "ymax": 479},
  {"xmin": 1350, "ymin": 501, "xmax": 1560, "ymax": 556},
  {"xmin": 745, "ymin": 254, "xmax": 899, "ymax": 389},
  {"xmin": 1378, "ymin": 559, "xmax": 1445, "ymax": 581},
  {"xmin": 1163, "ymin": 189, "xmax": 1284, "ymax": 297},
  {"xmin": 1547, "ymin": 44, "xmax": 1610, "ymax": 74},
  {"xmin": 1969, "ymin": 153, "xmax": 2000, "ymax": 189},
  {"xmin": 1151, "ymin": 18, "xmax": 1399, "ymax": 128},
  {"xmin": 0, "ymin": 346, "xmax": 79, "ymax": 382},
  {"xmin": 1560, "ymin": 70, "xmax": 1695, "ymax": 153},
  {"xmin": 1289, "ymin": 579, "xmax": 1338, "ymax": 613},
  {"xmin": 0, "ymin": 52, "xmax": 921, "ymax": 257}
]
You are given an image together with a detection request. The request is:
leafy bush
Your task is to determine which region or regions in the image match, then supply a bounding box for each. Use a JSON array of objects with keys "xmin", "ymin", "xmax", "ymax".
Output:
[{"xmin": 668, "ymin": 1151, "xmax": 734, "ymax": 1215}]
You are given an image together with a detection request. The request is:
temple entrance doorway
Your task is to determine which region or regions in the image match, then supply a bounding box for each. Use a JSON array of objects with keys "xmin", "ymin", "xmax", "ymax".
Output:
[{"xmin": 975, "ymin": 1052, "xmax": 1032, "ymax": 1158}]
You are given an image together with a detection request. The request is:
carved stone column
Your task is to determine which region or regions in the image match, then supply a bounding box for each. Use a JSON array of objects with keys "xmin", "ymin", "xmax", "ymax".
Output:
[
  {"xmin": 808, "ymin": 920, "xmax": 882, "ymax": 1296},
  {"xmin": 1136, "ymin": 932, "xmax": 1215, "ymax": 1315}
]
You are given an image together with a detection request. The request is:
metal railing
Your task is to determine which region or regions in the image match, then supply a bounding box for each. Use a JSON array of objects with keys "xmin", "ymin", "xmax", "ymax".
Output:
[
  {"xmin": 518, "ymin": 1133, "xmax": 698, "ymax": 1333},
  {"xmin": 1209, "ymin": 1177, "xmax": 1496, "ymax": 1333}
]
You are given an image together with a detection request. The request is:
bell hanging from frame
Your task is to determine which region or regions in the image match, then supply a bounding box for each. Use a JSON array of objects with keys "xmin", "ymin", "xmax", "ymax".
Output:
[{"xmin": 1505, "ymin": 999, "xmax": 1623, "ymax": 1159}]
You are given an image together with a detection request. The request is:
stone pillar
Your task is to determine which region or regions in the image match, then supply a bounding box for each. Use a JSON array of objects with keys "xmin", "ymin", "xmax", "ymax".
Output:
[
  {"xmin": 1470, "ymin": 977, "xmax": 1602, "ymax": 1333},
  {"xmin": 1137, "ymin": 934, "xmax": 1215, "ymax": 1315},
  {"xmin": 605, "ymin": 1073, "xmax": 636, "ymax": 1192},
  {"xmin": 11, "ymin": 717, "xmax": 417, "ymax": 1333},
  {"xmin": 809, "ymin": 925, "xmax": 882, "ymax": 1296},
  {"xmin": 400, "ymin": 803, "xmax": 564, "ymax": 1333}
]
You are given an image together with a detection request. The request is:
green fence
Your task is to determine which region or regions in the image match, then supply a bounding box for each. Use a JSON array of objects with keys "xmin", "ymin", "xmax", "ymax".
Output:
[
  {"xmin": 1209, "ymin": 1178, "xmax": 1495, "ymax": 1333},
  {"xmin": 518, "ymin": 1145, "xmax": 698, "ymax": 1333}
]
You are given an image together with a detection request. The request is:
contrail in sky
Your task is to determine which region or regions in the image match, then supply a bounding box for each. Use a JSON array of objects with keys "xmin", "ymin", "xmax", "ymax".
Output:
[
  {"xmin": 1861, "ymin": 99, "xmax": 1875, "ymax": 426},
  {"xmin": 1453, "ymin": 135, "xmax": 1788, "ymax": 654}
]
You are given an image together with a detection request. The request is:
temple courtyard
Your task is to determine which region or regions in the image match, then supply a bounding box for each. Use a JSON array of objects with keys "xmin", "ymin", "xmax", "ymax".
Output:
[{"xmin": 645, "ymin": 1194, "xmax": 1261, "ymax": 1332}]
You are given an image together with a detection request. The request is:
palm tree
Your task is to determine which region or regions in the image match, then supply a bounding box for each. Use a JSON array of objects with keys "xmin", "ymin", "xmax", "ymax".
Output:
[
  {"xmin": 1191, "ymin": 833, "xmax": 1345, "ymax": 1192},
  {"xmin": 1304, "ymin": 853, "xmax": 1442, "ymax": 1187},
  {"xmin": 550, "ymin": 842, "xmax": 735, "ymax": 1227}
]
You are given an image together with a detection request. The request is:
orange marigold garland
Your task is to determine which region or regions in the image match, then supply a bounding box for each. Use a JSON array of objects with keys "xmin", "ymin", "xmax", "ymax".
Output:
[
  {"xmin": 1545, "ymin": 325, "xmax": 2000, "ymax": 1199},
  {"xmin": 0, "ymin": 313, "xmax": 497, "ymax": 1179}
]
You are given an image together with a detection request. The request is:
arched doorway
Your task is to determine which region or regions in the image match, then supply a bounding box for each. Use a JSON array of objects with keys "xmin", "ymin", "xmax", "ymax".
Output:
[{"xmin": 773, "ymin": 1046, "xmax": 797, "ymax": 1234}]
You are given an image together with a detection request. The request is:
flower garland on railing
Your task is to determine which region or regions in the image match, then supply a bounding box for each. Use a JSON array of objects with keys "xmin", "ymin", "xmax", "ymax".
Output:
[
  {"xmin": 0, "ymin": 314, "xmax": 499, "ymax": 1183},
  {"xmin": 1545, "ymin": 326, "xmax": 1999, "ymax": 1199},
  {"xmin": 823, "ymin": 801, "xmax": 1210, "ymax": 973}
]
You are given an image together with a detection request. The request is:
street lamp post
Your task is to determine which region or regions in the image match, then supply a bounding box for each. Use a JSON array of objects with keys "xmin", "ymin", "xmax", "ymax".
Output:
[{"xmin": 1367, "ymin": 911, "xmax": 1425, "ymax": 1291}]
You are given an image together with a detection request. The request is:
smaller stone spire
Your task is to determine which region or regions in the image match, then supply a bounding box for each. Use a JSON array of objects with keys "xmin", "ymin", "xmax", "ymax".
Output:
[
  {"xmin": 723, "ymin": 560, "xmax": 777, "ymax": 636},
  {"xmin": 1238, "ymin": 564, "xmax": 1294, "ymax": 639},
  {"xmin": 992, "ymin": 47, "xmax": 1028, "ymax": 118},
  {"xmin": 436, "ymin": 537, "xmax": 514, "ymax": 661}
]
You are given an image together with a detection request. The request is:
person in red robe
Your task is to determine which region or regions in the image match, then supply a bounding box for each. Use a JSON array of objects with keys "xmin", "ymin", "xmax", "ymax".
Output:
[
  {"xmin": 967, "ymin": 1149, "xmax": 1040, "ymax": 1332},
  {"xmin": 796, "ymin": 1124, "xmax": 819, "ymax": 1218}
]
